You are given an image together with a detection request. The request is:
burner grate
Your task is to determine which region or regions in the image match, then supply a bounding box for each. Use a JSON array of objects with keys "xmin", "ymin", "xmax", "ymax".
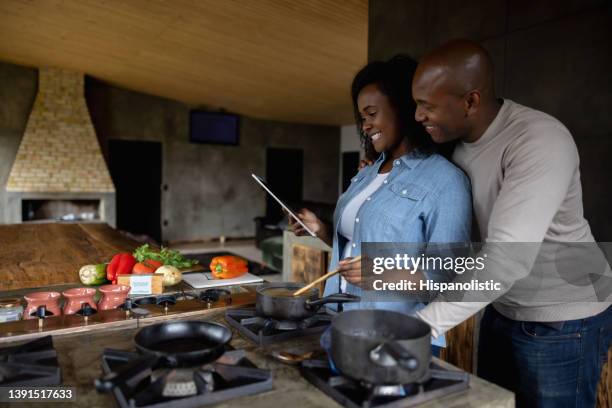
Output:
[
  {"xmin": 0, "ymin": 336, "xmax": 61, "ymax": 386},
  {"xmin": 300, "ymin": 358, "xmax": 469, "ymax": 408},
  {"xmin": 225, "ymin": 308, "xmax": 331, "ymax": 345},
  {"xmin": 101, "ymin": 348, "xmax": 272, "ymax": 408}
]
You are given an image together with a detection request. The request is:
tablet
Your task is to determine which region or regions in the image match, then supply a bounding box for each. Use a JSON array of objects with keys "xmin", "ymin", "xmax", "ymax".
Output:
[{"xmin": 251, "ymin": 173, "xmax": 317, "ymax": 237}]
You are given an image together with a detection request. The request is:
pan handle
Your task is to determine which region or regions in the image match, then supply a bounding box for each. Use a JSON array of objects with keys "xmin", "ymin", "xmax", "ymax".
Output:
[
  {"xmin": 305, "ymin": 293, "xmax": 360, "ymax": 309},
  {"xmin": 369, "ymin": 341, "xmax": 419, "ymax": 371},
  {"xmin": 95, "ymin": 354, "xmax": 159, "ymax": 393}
]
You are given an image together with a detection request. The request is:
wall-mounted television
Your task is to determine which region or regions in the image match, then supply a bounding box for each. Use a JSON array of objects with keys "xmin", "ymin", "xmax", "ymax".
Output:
[{"xmin": 189, "ymin": 111, "xmax": 239, "ymax": 145}]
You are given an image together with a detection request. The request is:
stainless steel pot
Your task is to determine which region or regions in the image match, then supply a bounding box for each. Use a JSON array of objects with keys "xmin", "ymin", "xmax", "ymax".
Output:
[
  {"xmin": 256, "ymin": 282, "xmax": 359, "ymax": 321},
  {"xmin": 330, "ymin": 309, "xmax": 431, "ymax": 384}
]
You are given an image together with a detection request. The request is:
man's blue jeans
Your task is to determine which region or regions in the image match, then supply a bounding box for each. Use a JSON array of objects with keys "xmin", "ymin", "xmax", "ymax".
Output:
[{"xmin": 478, "ymin": 305, "xmax": 612, "ymax": 408}]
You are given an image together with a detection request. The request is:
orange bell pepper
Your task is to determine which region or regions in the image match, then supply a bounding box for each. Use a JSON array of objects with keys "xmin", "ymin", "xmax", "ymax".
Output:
[{"xmin": 210, "ymin": 256, "xmax": 248, "ymax": 279}]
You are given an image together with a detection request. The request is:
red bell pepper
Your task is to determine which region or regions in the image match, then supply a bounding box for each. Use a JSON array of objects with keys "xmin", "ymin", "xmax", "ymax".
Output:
[{"xmin": 107, "ymin": 253, "xmax": 137, "ymax": 284}]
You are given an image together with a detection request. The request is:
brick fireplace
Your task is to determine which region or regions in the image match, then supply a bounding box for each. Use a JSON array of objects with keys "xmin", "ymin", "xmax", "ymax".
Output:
[{"xmin": 4, "ymin": 67, "xmax": 116, "ymax": 226}]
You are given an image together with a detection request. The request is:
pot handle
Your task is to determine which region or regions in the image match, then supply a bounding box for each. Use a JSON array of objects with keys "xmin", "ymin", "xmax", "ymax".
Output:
[
  {"xmin": 95, "ymin": 353, "xmax": 159, "ymax": 393},
  {"xmin": 305, "ymin": 293, "xmax": 360, "ymax": 308},
  {"xmin": 369, "ymin": 341, "xmax": 419, "ymax": 371}
]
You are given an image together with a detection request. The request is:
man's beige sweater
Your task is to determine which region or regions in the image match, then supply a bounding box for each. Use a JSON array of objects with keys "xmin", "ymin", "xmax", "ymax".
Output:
[{"xmin": 417, "ymin": 99, "xmax": 608, "ymax": 337}]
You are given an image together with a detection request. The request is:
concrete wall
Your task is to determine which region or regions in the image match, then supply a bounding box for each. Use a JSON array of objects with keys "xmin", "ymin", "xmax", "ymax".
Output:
[
  {"xmin": 86, "ymin": 78, "xmax": 340, "ymax": 243},
  {"xmin": 339, "ymin": 124, "xmax": 363, "ymax": 195},
  {"xmin": 0, "ymin": 61, "xmax": 340, "ymax": 242},
  {"xmin": 369, "ymin": 0, "xmax": 612, "ymax": 240},
  {"xmin": 0, "ymin": 62, "xmax": 37, "ymax": 223},
  {"xmin": 340, "ymin": 124, "xmax": 362, "ymax": 154}
]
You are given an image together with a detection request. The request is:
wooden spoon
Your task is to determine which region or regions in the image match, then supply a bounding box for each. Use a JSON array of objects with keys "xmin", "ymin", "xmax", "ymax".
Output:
[{"xmin": 292, "ymin": 255, "xmax": 362, "ymax": 296}]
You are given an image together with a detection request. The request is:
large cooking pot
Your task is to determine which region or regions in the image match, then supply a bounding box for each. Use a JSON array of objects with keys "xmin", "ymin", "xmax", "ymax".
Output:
[
  {"xmin": 256, "ymin": 282, "xmax": 359, "ymax": 321},
  {"xmin": 331, "ymin": 309, "xmax": 431, "ymax": 384}
]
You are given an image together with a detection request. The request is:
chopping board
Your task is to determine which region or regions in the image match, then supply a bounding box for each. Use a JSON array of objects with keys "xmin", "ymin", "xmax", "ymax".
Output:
[{"xmin": 182, "ymin": 272, "xmax": 263, "ymax": 289}]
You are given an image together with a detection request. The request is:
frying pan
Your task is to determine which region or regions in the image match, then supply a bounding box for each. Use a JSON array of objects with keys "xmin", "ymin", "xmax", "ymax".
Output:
[
  {"xmin": 95, "ymin": 320, "xmax": 231, "ymax": 392},
  {"xmin": 256, "ymin": 282, "xmax": 359, "ymax": 321}
]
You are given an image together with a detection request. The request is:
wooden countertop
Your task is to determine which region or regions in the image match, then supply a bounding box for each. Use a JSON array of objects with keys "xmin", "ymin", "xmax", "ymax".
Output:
[
  {"xmin": 0, "ymin": 223, "xmax": 142, "ymax": 291},
  {"xmin": 0, "ymin": 223, "xmax": 204, "ymax": 291}
]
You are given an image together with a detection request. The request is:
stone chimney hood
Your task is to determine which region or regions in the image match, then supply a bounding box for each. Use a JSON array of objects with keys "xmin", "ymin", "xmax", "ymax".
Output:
[{"xmin": 4, "ymin": 67, "xmax": 116, "ymax": 226}]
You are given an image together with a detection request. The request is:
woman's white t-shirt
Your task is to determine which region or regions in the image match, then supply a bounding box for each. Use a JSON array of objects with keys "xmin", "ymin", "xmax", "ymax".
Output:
[{"xmin": 338, "ymin": 172, "xmax": 389, "ymax": 291}]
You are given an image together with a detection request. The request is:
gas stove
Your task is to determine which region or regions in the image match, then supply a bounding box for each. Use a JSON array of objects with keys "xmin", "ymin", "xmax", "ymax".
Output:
[
  {"xmin": 0, "ymin": 287, "xmax": 255, "ymax": 343},
  {"xmin": 129, "ymin": 288, "xmax": 233, "ymax": 311},
  {"xmin": 300, "ymin": 357, "xmax": 469, "ymax": 408},
  {"xmin": 225, "ymin": 307, "xmax": 331, "ymax": 345},
  {"xmin": 0, "ymin": 335, "xmax": 61, "ymax": 386},
  {"xmin": 100, "ymin": 347, "xmax": 272, "ymax": 408}
]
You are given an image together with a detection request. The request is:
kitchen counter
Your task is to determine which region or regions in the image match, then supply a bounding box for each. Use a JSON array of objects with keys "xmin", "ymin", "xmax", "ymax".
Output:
[
  {"xmin": 0, "ymin": 223, "xmax": 204, "ymax": 291},
  {"xmin": 3, "ymin": 309, "xmax": 514, "ymax": 408}
]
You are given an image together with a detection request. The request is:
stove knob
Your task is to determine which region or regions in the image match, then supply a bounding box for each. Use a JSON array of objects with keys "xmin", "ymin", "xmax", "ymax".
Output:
[
  {"xmin": 78, "ymin": 303, "xmax": 96, "ymax": 317},
  {"xmin": 32, "ymin": 305, "xmax": 52, "ymax": 329},
  {"xmin": 31, "ymin": 305, "xmax": 54, "ymax": 319},
  {"xmin": 36, "ymin": 305, "xmax": 47, "ymax": 319},
  {"xmin": 83, "ymin": 303, "xmax": 93, "ymax": 315}
]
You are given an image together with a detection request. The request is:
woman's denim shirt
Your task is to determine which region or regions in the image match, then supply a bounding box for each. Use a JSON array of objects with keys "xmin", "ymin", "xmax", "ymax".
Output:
[{"xmin": 323, "ymin": 150, "xmax": 472, "ymax": 346}]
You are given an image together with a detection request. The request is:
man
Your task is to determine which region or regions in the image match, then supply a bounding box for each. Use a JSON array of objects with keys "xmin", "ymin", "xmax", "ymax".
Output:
[{"xmin": 411, "ymin": 39, "xmax": 612, "ymax": 407}]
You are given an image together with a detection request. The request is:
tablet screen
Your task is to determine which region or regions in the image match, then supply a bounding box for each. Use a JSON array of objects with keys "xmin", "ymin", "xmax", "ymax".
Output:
[{"xmin": 251, "ymin": 174, "xmax": 317, "ymax": 237}]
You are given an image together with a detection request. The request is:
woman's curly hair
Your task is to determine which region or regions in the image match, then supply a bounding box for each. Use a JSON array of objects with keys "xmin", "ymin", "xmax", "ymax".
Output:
[{"xmin": 351, "ymin": 55, "xmax": 435, "ymax": 161}]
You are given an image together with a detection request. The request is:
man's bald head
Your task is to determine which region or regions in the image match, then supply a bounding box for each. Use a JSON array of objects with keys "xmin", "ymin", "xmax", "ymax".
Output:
[
  {"xmin": 416, "ymin": 39, "xmax": 496, "ymax": 99},
  {"xmin": 412, "ymin": 39, "xmax": 501, "ymax": 143}
]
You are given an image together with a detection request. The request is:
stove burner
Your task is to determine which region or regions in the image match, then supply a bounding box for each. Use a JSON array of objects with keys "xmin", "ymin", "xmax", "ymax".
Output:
[
  {"xmin": 150, "ymin": 368, "xmax": 205, "ymax": 397},
  {"xmin": 199, "ymin": 289, "xmax": 231, "ymax": 305},
  {"xmin": 246, "ymin": 314, "xmax": 321, "ymax": 332},
  {"xmin": 155, "ymin": 295, "xmax": 177, "ymax": 307},
  {"xmin": 300, "ymin": 358, "xmax": 469, "ymax": 408},
  {"xmin": 0, "ymin": 336, "xmax": 61, "ymax": 386},
  {"xmin": 101, "ymin": 348, "xmax": 272, "ymax": 407},
  {"xmin": 134, "ymin": 297, "xmax": 157, "ymax": 306},
  {"xmin": 370, "ymin": 384, "xmax": 407, "ymax": 398},
  {"xmin": 225, "ymin": 308, "xmax": 331, "ymax": 345},
  {"xmin": 174, "ymin": 291, "xmax": 198, "ymax": 302}
]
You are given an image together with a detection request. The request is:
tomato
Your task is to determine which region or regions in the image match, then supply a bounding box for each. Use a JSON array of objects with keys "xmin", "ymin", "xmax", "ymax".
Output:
[
  {"xmin": 132, "ymin": 262, "xmax": 156, "ymax": 274},
  {"xmin": 144, "ymin": 259, "xmax": 163, "ymax": 269}
]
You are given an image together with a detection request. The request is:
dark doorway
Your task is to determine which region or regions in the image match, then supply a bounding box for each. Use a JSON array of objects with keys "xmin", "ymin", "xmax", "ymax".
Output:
[
  {"xmin": 109, "ymin": 140, "xmax": 162, "ymax": 242},
  {"xmin": 265, "ymin": 148, "xmax": 303, "ymax": 222},
  {"xmin": 342, "ymin": 151, "xmax": 360, "ymax": 192}
]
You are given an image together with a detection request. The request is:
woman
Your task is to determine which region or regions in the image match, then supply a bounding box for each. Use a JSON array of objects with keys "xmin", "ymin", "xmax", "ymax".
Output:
[{"xmin": 290, "ymin": 55, "xmax": 471, "ymax": 352}]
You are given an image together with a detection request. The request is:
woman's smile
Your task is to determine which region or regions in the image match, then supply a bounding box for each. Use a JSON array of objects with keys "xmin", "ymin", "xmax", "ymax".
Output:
[{"xmin": 370, "ymin": 132, "xmax": 382, "ymax": 143}]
